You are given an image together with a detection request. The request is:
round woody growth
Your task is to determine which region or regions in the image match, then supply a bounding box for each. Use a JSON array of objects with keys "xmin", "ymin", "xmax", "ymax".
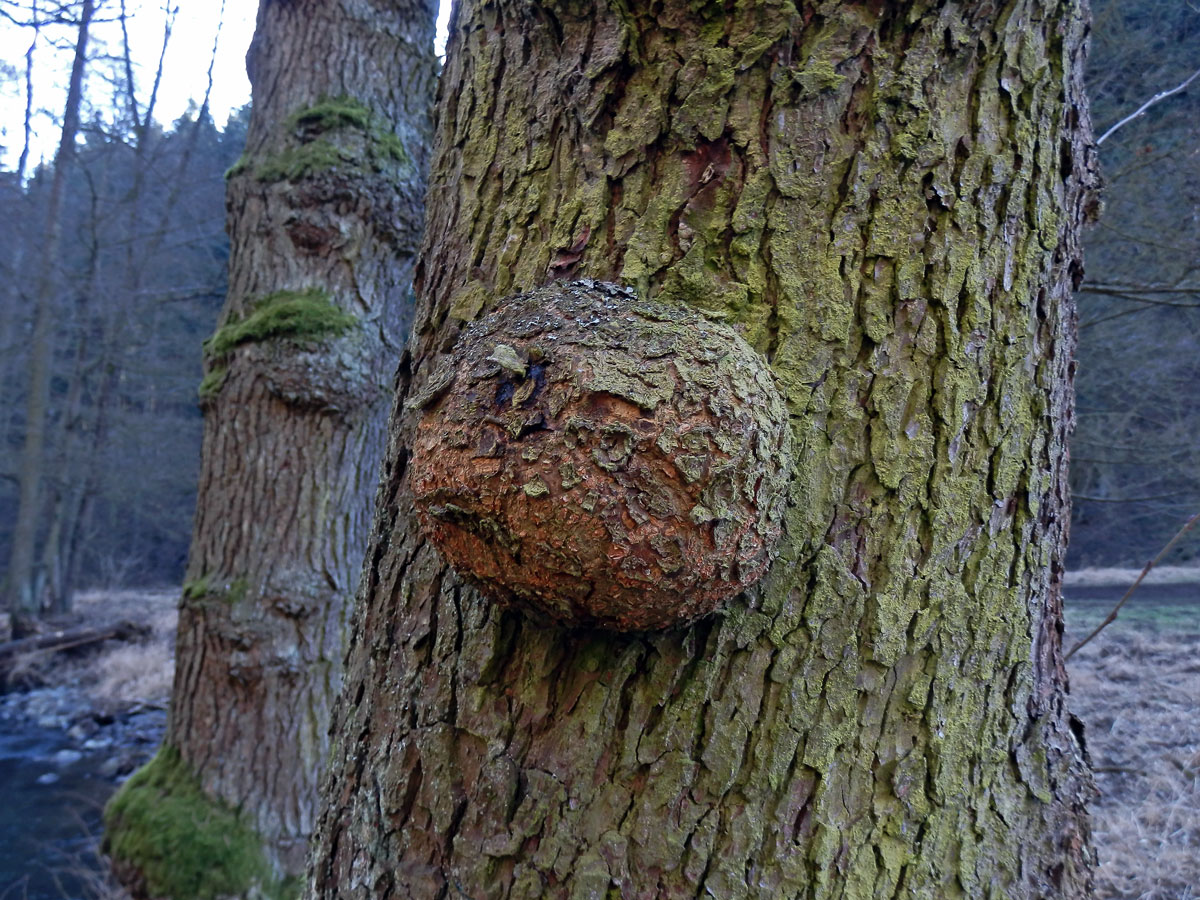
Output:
[{"xmin": 408, "ymin": 281, "xmax": 792, "ymax": 631}]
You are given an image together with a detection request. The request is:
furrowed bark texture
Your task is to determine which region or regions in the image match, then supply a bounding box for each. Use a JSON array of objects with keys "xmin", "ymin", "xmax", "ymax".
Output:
[
  {"xmin": 148, "ymin": 0, "xmax": 435, "ymax": 883},
  {"xmin": 310, "ymin": 2, "xmax": 1098, "ymax": 897}
]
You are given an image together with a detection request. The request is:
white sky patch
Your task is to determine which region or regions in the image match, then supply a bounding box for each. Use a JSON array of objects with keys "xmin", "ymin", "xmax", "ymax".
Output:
[
  {"xmin": 0, "ymin": 2, "xmax": 255, "ymax": 169},
  {"xmin": 436, "ymin": 0, "xmax": 451, "ymax": 59},
  {"xmin": 0, "ymin": 0, "xmax": 451, "ymax": 171}
]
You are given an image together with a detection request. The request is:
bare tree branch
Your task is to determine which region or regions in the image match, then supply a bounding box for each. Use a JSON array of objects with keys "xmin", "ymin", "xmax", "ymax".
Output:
[
  {"xmin": 16, "ymin": 0, "xmax": 39, "ymax": 181},
  {"xmin": 116, "ymin": 0, "xmax": 142, "ymax": 133},
  {"xmin": 1097, "ymin": 64, "xmax": 1200, "ymax": 145},
  {"xmin": 1073, "ymin": 493, "xmax": 1189, "ymax": 503},
  {"xmin": 141, "ymin": 2, "xmax": 176, "ymax": 134},
  {"xmin": 1065, "ymin": 511, "xmax": 1200, "ymax": 660},
  {"xmin": 1084, "ymin": 283, "xmax": 1200, "ymax": 295}
]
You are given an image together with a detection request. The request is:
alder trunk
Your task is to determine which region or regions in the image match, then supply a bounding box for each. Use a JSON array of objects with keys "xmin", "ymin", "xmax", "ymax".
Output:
[
  {"xmin": 310, "ymin": 1, "xmax": 1098, "ymax": 897},
  {"xmin": 104, "ymin": 0, "xmax": 436, "ymax": 894}
]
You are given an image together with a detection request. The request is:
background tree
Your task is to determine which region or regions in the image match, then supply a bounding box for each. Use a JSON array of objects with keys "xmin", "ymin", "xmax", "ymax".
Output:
[
  {"xmin": 0, "ymin": 106, "xmax": 247, "ymax": 591},
  {"xmin": 32, "ymin": 5, "xmax": 223, "ymax": 612},
  {"xmin": 4, "ymin": 0, "xmax": 94, "ymax": 627},
  {"xmin": 309, "ymin": 1, "xmax": 1097, "ymax": 898},
  {"xmin": 103, "ymin": 0, "xmax": 437, "ymax": 896}
]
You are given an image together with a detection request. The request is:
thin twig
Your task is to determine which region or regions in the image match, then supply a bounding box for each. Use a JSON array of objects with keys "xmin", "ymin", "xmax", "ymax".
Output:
[
  {"xmin": 1085, "ymin": 284, "xmax": 1200, "ymax": 295},
  {"xmin": 1096, "ymin": 64, "xmax": 1200, "ymax": 145},
  {"xmin": 1082, "ymin": 287, "xmax": 1200, "ymax": 308},
  {"xmin": 1072, "ymin": 492, "xmax": 1182, "ymax": 504},
  {"xmin": 1065, "ymin": 511, "xmax": 1200, "ymax": 660}
]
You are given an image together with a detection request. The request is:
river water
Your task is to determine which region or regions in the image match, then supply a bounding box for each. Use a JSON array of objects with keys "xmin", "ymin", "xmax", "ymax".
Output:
[
  {"xmin": 0, "ymin": 722, "xmax": 116, "ymax": 899},
  {"xmin": 0, "ymin": 686, "xmax": 165, "ymax": 900}
]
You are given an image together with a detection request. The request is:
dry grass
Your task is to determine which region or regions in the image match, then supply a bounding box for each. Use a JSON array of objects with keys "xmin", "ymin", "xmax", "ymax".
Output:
[
  {"xmin": 6, "ymin": 589, "xmax": 177, "ymax": 711},
  {"xmin": 1067, "ymin": 615, "xmax": 1200, "ymax": 899},
  {"xmin": 74, "ymin": 590, "xmax": 177, "ymax": 710},
  {"xmin": 87, "ymin": 640, "xmax": 175, "ymax": 711}
]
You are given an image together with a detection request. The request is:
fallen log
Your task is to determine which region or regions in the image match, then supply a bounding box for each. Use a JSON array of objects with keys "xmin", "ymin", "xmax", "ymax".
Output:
[{"xmin": 0, "ymin": 620, "xmax": 151, "ymax": 664}]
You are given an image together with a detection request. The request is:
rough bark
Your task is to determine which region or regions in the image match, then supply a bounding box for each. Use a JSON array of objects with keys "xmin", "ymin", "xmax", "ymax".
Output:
[
  {"xmin": 104, "ymin": 0, "xmax": 436, "ymax": 894},
  {"xmin": 409, "ymin": 282, "xmax": 794, "ymax": 631},
  {"xmin": 310, "ymin": 2, "xmax": 1098, "ymax": 898}
]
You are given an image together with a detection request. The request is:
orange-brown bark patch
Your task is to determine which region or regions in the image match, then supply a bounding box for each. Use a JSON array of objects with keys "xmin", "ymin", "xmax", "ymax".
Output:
[{"xmin": 409, "ymin": 281, "xmax": 792, "ymax": 631}]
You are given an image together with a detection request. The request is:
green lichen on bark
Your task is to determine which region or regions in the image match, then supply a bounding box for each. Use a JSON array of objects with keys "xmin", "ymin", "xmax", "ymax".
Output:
[
  {"xmin": 203, "ymin": 288, "xmax": 357, "ymax": 360},
  {"xmin": 102, "ymin": 747, "xmax": 285, "ymax": 900}
]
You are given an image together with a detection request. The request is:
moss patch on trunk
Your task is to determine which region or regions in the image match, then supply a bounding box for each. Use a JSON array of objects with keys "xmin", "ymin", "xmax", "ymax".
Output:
[
  {"xmin": 180, "ymin": 575, "xmax": 252, "ymax": 609},
  {"xmin": 286, "ymin": 96, "xmax": 411, "ymax": 166},
  {"xmin": 230, "ymin": 96, "xmax": 412, "ymax": 183},
  {"xmin": 203, "ymin": 288, "xmax": 357, "ymax": 360},
  {"xmin": 196, "ymin": 366, "xmax": 228, "ymax": 401},
  {"xmin": 102, "ymin": 746, "xmax": 292, "ymax": 900},
  {"xmin": 252, "ymin": 140, "xmax": 347, "ymax": 184}
]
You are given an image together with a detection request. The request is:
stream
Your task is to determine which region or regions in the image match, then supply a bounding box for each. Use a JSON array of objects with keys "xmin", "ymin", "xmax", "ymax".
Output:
[
  {"xmin": 0, "ymin": 690, "xmax": 164, "ymax": 899},
  {"xmin": 0, "ymin": 724, "xmax": 113, "ymax": 899}
]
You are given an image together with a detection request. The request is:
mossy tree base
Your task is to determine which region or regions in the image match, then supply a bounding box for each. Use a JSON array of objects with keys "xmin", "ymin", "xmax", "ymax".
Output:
[{"xmin": 103, "ymin": 747, "xmax": 293, "ymax": 900}]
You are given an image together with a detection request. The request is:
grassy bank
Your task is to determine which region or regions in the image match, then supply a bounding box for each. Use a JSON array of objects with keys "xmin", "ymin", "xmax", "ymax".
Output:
[{"xmin": 1065, "ymin": 585, "xmax": 1199, "ymax": 899}]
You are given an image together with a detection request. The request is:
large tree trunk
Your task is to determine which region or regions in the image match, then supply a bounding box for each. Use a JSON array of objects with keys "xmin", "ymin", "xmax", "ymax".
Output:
[
  {"xmin": 310, "ymin": 2, "xmax": 1099, "ymax": 897},
  {"xmin": 103, "ymin": 1, "xmax": 436, "ymax": 895}
]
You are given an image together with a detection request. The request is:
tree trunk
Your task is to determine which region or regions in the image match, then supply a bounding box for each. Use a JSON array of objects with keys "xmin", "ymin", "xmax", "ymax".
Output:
[
  {"xmin": 103, "ymin": 0, "xmax": 436, "ymax": 895},
  {"xmin": 38, "ymin": 223, "xmax": 99, "ymax": 614},
  {"xmin": 309, "ymin": 1, "xmax": 1100, "ymax": 898},
  {"xmin": 48, "ymin": 51, "xmax": 223, "ymax": 611},
  {"xmin": 5, "ymin": 0, "xmax": 94, "ymax": 628}
]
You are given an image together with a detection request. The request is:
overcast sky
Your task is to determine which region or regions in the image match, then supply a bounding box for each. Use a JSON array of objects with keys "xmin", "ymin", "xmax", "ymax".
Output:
[{"xmin": 0, "ymin": 1, "xmax": 450, "ymax": 170}]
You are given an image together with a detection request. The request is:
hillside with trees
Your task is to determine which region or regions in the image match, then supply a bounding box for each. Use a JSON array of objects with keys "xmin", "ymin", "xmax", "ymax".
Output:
[{"xmin": 0, "ymin": 105, "xmax": 248, "ymax": 610}]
